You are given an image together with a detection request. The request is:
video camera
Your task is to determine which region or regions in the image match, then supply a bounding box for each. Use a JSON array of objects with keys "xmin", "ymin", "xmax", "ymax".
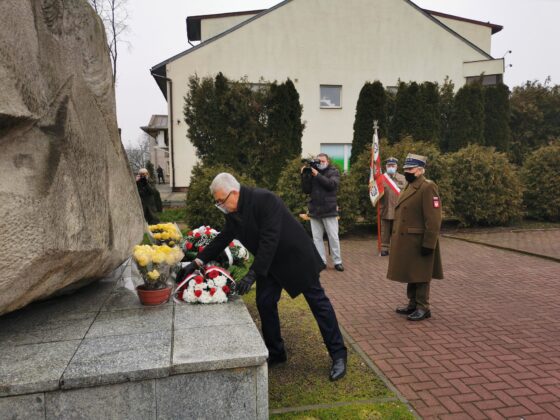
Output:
[{"xmin": 301, "ymin": 158, "xmax": 322, "ymax": 171}]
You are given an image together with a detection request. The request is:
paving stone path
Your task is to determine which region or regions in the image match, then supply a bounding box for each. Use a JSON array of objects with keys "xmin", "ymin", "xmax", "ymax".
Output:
[
  {"xmin": 444, "ymin": 229, "xmax": 560, "ymax": 261},
  {"xmin": 321, "ymin": 233, "xmax": 560, "ymax": 419}
]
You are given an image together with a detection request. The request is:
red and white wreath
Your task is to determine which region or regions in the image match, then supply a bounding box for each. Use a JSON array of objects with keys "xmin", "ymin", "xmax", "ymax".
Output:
[{"xmin": 174, "ymin": 265, "xmax": 236, "ymax": 304}]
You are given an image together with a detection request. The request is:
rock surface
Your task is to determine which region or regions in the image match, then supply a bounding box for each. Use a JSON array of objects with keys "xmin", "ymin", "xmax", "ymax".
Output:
[{"xmin": 0, "ymin": 0, "xmax": 144, "ymax": 315}]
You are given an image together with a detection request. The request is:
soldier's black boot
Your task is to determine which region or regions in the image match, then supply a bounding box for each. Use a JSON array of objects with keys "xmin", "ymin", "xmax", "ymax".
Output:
[
  {"xmin": 395, "ymin": 306, "xmax": 416, "ymax": 315},
  {"xmin": 407, "ymin": 308, "xmax": 431, "ymax": 321}
]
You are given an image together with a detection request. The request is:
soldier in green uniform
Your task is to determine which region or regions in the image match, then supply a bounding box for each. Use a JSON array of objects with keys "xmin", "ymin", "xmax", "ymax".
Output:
[
  {"xmin": 386, "ymin": 153, "xmax": 443, "ymax": 321},
  {"xmin": 379, "ymin": 157, "xmax": 407, "ymax": 256}
]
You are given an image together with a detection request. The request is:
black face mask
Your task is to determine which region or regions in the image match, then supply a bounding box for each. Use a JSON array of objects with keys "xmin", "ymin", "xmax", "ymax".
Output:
[{"xmin": 404, "ymin": 172, "xmax": 417, "ymax": 183}]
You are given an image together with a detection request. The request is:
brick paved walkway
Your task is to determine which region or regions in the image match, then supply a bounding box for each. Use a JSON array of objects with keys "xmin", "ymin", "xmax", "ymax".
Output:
[
  {"xmin": 444, "ymin": 229, "xmax": 560, "ymax": 261},
  {"xmin": 320, "ymin": 234, "xmax": 560, "ymax": 419}
]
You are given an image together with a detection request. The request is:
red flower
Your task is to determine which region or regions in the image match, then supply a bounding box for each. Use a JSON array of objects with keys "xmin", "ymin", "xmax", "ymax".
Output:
[
  {"xmin": 187, "ymin": 231, "xmax": 193, "ymax": 236},
  {"xmin": 210, "ymin": 287, "xmax": 216, "ymax": 296},
  {"xmin": 205, "ymin": 228, "xmax": 212, "ymax": 235},
  {"xmin": 186, "ymin": 242, "xmax": 193, "ymax": 250},
  {"xmin": 194, "ymin": 275, "xmax": 204, "ymax": 284},
  {"xmin": 194, "ymin": 290, "xmax": 202, "ymax": 298},
  {"xmin": 194, "ymin": 232, "xmax": 201, "ymax": 238},
  {"xmin": 198, "ymin": 246, "xmax": 204, "ymax": 253},
  {"xmin": 229, "ymin": 242, "xmax": 235, "ymax": 248},
  {"xmin": 222, "ymin": 285, "xmax": 230, "ymax": 294},
  {"xmin": 207, "ymin": 270, "xmax": 219, "ymax": 279}
]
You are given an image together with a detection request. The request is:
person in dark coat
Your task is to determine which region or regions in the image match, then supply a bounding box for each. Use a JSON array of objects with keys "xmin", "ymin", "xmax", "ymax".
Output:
[
  {"xmin": 136, "ymin": 168, "xmax": 160, "ymax": 225},
  {"xmin": 387, "ymin": 154, "xmax": 443, "ymax": 321},
  {"xmin": 156, "ymin": 165, "xmax": 165, "ymax": 184},
  {"xmin": 180, "ymin": 173, "xmax": 347, "ymax": 381},
  {"xmin": 303, "ymin": 153, "xmax": 344, "ymax": 272}
]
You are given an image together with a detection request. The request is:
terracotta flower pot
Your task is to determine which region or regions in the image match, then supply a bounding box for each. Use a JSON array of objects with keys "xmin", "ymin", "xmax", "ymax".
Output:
[{"xmin": 136, "ymin": 285, "xmax": 172, "ymax": 306}]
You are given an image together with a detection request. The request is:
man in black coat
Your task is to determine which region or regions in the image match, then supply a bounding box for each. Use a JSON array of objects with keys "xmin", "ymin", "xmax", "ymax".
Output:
[{"xmin": 181, "ymin": 173, "xmax": 347, "ymax": 381}]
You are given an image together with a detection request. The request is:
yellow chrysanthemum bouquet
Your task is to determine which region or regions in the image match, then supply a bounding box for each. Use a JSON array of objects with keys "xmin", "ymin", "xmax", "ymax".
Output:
[
  {"xmin": 133, "ymin": 244, "xmax": 184, "ymax": 290},
  {"xmin": 148, "ymin": 223, "xmax": 183, "ymax": 247}
]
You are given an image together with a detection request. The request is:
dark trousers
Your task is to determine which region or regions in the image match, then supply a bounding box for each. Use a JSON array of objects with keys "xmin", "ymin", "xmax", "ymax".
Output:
[
  {"xmin": 406, "ymin": 282, "xmax": 430, "ymax": 310},
  {"xmin": 256, "ymin": 276, "xmax": 347, "ymax": 361}
]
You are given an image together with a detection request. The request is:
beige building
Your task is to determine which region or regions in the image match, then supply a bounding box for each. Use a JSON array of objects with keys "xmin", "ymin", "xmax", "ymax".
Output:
[
  {"xmin": 140, "ymin": 114, "xmax": 170, "ymax": 183},
  {"xmin": 151, "ymin": 0, "xmax": 504, "ymax": 191}
]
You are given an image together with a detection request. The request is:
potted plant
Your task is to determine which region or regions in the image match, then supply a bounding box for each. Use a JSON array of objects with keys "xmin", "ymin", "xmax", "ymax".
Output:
[{"xmin": 133, "ymin": 244, "xmax": 184, "ymax": 305}]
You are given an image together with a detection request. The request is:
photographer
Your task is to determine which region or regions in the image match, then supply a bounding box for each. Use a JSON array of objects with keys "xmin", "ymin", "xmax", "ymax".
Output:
[
  {"xmin": 136, "ymin": 168, "xmax": 160, "ymax": 225},
  {"xmin": 301, "ymin": 153, "xmax": 344, "ymax": 272}
]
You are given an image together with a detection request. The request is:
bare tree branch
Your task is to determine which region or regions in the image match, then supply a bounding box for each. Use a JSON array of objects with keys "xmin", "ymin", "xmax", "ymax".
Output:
[
  {"xmin": 125, "ymin": 135, "xmax": 150, "ymax": 174},
  {"xmin": 87, "ymin": 0, "xmax": 129, "ymax": 84}
]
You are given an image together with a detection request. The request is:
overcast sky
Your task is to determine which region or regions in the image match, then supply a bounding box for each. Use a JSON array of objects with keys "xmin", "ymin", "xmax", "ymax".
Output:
[{"xmin": 115, "ymin": 0, "xmax": 560, "ymax": 147}]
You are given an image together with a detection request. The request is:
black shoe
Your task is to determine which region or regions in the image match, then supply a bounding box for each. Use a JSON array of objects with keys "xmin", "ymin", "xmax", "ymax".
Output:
[
  {"xmin": 334, "ymin": 264, "xmax": 345, "ymax": 272},
  {"xmin": 319, "ymin": 262, "xmax": 327, "ymax": 271},
  {"xmin": 267, "ymin": 352, "xmax": 287, "ymax": 367},
  {"xmin": 380, "ymin": 251, "xmax": 389, "ymax": 256},
  {"xmin": 395, "ymin": 306, "xmax": 416, "ymax": 315},
  {"xmin": 407, "ymin": 308, "xmax": 431, "ymax": 321},
  {"xmin": 329, "ymin": 357, "xmax": 347, "ymax": 381}
]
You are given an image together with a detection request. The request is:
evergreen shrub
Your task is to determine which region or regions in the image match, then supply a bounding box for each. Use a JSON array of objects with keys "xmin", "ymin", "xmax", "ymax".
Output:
[
  {"xmin": 275, "ymin": 157, "xmax": 309, "ymax": 223},
  {"xmin": 337, "ymin": 172, "xmax": 361, "ymax": 235},
  {"xmin": 521, "ymin": 142, "xmax": 560, "ymax": 221},
  {"xmin": 185, "ymin": 164, "xmax": 255, "ymax": 231},
  {"xmin": 447, "ymin": 144, "xmax": 524, "ymax": 226}
]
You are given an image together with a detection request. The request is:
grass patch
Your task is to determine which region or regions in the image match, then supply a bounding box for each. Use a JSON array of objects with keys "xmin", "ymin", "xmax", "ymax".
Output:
[
  {"xmin": 242, "ymin": 290, "xmax": 410, "ymax": 416},
  {"xmin": 157, "ymin": 207, "xmax": 187, "ymax": 223},
  {"xmin": 271, "ymin": 402, "xmax": 414, "ymax": 419}
]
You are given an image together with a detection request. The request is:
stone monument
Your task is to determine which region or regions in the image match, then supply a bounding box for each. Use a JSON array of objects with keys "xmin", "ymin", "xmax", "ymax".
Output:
[{"xmin": 0, "ymin": 0, "xmax": 144, "ymax": 315}]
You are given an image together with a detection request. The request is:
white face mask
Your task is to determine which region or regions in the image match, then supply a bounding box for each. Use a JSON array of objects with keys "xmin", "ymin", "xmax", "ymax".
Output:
[
  {"xmin": 215, "ymin": 204, "xmax": 229, "ymax": 214},
  {"xmin": 386, "ymin": 167, "xmax": 397, "ymax": 175}
]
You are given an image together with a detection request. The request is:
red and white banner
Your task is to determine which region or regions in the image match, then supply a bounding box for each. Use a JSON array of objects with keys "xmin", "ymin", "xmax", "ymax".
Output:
[
  {"xmin": 383, "ymin": 173, "xmax": 401, "ymax": 196},
  {"xmin": 369, "ymin": 129, "xmax": 384, "ymax": 206}
]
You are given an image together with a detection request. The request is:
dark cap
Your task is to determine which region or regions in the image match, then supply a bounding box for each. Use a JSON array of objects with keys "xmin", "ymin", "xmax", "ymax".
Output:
[{"xmin": 386, "ymin": 157, "xmax": 398, "ymax": 165}]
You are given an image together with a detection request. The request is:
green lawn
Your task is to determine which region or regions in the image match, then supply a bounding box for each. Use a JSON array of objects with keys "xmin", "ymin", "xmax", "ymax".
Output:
[{"xmin": 242, "ymin": 290, "xmax": 414, "ymax": 419}]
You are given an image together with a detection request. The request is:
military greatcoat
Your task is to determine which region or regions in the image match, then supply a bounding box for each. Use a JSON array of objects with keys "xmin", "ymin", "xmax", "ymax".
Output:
[{"xmin": 386, "ymin": 175, "xmax": 444, "ymax": 283}]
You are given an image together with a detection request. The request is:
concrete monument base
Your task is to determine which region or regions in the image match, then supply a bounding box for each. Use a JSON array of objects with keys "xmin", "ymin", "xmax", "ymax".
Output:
[{"xmin": 0, "ymin": 261, "xmax": 268, "ymax": 419}]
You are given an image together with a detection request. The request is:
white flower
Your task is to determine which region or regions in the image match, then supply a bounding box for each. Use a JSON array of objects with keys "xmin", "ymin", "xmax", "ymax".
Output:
[
  {"xmin": 199, "ymin": 290, "xmax": 213, "ymax": 304},
  {"xmin": 212, "ymin": 288, "xmax": 228, "ymax": 303},
  {"xmin": 213, "ymin": 275, "xmax": 227, "ymax": 287},
  {"xmin": 184, "ymin": 287, "xmax": 198, "ymax": 303}
]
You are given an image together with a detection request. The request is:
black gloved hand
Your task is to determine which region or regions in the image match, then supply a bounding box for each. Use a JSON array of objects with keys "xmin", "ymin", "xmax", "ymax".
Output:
[
  {"xmin": 236, "ymin": 270, "xmax": 257, "ymax": 295},
  {"xmin": 421, "ymin": 246, "xmax": 433, "ymax": 256},
  {"xmin": 176, "ymin": 261, "xmax": 198, "ymax": 283}
]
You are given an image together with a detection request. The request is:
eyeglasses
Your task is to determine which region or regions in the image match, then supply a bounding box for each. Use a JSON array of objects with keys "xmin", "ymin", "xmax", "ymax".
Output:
[{"xmin": 214, "ymin": 191, "xmax": 233, "ymax": 208}]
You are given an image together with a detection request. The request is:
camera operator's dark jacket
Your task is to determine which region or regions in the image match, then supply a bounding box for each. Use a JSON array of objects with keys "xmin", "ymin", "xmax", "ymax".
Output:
[{"xmin": 308, "ymin": 165, "xmax": 340, "ymax": 218}]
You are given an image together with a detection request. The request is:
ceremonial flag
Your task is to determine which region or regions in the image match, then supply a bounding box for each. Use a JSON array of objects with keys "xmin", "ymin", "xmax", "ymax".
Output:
[{"xmin": 368, "ymin": 127, "xmax": 384, "ymax": 206}]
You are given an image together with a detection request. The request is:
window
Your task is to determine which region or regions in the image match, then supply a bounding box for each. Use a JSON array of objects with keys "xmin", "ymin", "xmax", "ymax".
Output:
[
  {"xmin": 465, "ymin": 74, "xmax": 503, "ymax": 86},
  {"xmin": 320, "ymin": 143, "xmax": 352, "ymax": 172},
  {"xmin": 320, "ymin": 85, "xmax": 342, "ymax": 108}
]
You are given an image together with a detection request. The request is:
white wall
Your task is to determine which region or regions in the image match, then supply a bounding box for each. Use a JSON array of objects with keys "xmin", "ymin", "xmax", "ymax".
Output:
[
  {"xmin": 166, "ymin": 0, "xmax": 502, "ymax": 188},
  {"xmin": 200, "ymin": 14, "xmax": 258, "ymax": 41},
  {"xmin": 432, "ymin": 16, "xmax": 493, "ymax": 55}
]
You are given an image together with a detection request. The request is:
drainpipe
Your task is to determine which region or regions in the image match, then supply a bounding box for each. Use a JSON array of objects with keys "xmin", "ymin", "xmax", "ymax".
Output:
[{"xmin": 151, "ymin": 71, "xmax": 175, "ymax": 191}]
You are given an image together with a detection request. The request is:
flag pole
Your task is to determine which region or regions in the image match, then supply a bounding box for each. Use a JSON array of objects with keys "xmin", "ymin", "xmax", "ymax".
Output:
[
  {"xmin": 373, "ymin": 121, "xmax": 382, "ymax": 255},
  {"xmin": 369, "ymin": 120, "xmax": 384, "ymax": 256}
]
